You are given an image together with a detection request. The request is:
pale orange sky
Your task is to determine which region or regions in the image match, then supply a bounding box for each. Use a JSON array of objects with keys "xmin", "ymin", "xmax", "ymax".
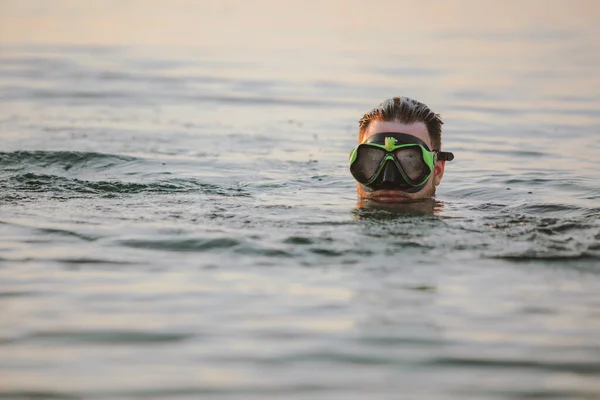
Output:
[{"xmin": 1, "ymin": 0, "xmax": 599, "ymax": 49}]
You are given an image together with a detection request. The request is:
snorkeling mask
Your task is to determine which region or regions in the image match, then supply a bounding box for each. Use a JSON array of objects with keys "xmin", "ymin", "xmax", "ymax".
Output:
[{"xmin": 349, "ymin": 132, "xmax": 454, "ymax": 193}]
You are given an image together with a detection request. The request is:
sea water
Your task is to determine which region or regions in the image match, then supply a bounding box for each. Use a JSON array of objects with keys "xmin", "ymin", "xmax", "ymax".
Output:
[{"xmin": 1, "ymin": 1, "xmax": 600, "ymax": 399}]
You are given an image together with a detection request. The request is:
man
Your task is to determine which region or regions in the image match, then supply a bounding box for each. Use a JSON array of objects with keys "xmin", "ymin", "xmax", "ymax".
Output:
[{"xmin": 349, "ymin": 97, "xmax": 454, "ymax": 203}]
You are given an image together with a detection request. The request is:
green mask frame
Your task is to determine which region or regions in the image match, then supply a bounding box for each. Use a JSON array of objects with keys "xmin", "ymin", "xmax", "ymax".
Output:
[{"xmin": 349, "ymin": 132, "xmax": 454, "ymax": 191}]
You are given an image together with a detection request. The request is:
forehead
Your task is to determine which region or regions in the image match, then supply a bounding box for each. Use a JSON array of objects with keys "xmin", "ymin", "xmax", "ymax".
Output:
[{"xmin": 363, "ymin": 121, "xmax": 431, "ymax": 147}]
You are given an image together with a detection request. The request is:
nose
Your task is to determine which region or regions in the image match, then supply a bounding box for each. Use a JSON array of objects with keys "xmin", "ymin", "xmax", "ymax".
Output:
[{"xmin": 381, "ymin": 161, "xmax": 400, "ymax": 183}]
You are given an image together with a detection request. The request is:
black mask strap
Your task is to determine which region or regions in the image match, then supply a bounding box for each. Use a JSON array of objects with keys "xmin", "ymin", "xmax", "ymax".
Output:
[{"xmin": 437, "ymin": 151, "xmax": 454, "ymax": 161}]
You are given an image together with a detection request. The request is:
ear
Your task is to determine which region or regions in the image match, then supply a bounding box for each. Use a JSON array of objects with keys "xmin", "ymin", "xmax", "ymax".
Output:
[{"xmin": 433, "ymin": 160, "xmax": 445, "ymax": 186}]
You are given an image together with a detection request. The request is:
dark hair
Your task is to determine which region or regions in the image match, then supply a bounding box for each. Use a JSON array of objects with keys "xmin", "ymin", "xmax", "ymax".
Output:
[{"xmin": 359, "ymin": 97, "xmax": 444, "ymax": 150}]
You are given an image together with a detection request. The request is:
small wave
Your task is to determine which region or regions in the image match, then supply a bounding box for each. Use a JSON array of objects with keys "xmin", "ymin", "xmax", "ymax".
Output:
[
  {"xmin": 2, "ymin": 173, "xmax": 250, "ymax": 197},
  {"xmin": 54, "ymin": 258, "xmax": 135, "ymax": 265},
  {"xmin": 488, "ymin": 250, "xmax": 599, "ymax": 262},
  {"xmin": 37, "ymin": 227, "xmax": 99, "ymax": 242},
  {"xmin": 283, "ymin": 236, "xmax": 315, "ymax": 245},
  {"xmin": 0, "ymin": 391, "xmax": 81, "ymax": 400},
  {"xmin": 1, "ymin": 87, "xmax": 357, "ymax": 109},
  {"xmin": 119, "ymin": 237, "xmax": 297, "ymax": 258},
  {"xmin": 453, "ymin": 209, "xmax": 600, "ymax": 264},
  {"xmin": 0, "ymin": 150, "xmax": 137, "ymax": 172},
  {"xmin": 309, "ymin": 248, "xmax": 345, "ymax": 257},
  {"xmin": 513, "ymin": 203, "xmax": 588, "ymax": 214},
  {"xmin": 119, "ymin": 237, "xmax": 241, "ymax": 252},
  {"xmin": 427, "ymin": 356, "xmax": 600, "ymax": 374},
  {"xmin": 470, "ymin": 202, "xmax": 508, "ymax": 211},
  {"xmin": 236, "ymin": 247, "xmax": 293, "ymax": 257},
  {"xmin": 100, "ymin": 384, "xmax": 329, "ymax": 397},
  {"xmin": 476, "ymin": 389, "xmax": 597, "ymax": 399},
  {"xmin": 483, "ymin": 148, "xmax": 549, "ymax": 157},
  {"xmin": 537, "ymin": 221, "xmax": 596, "ymax": 235},
  {"xmin": 0, "ymin": 291, "xmax": 39, "ymax": 298},
  {"xmin": 0, "ymin": 256, "xmax": 135, "ymax": 266},
  {"xmin": 13, "ymin": 330, "xmax": 193, "ymax": 345}
]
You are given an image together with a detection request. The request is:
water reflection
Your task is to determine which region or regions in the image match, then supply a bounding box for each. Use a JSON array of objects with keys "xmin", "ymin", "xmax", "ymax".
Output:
[{"xmin": 354, "ymin": 198, "xmax": 443, "ymax": 218}]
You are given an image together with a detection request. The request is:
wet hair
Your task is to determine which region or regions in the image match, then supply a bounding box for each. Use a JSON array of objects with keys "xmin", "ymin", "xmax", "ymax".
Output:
[{"xmin": 359, "ymin": 97, "xmax": 444, "ymax": 150}]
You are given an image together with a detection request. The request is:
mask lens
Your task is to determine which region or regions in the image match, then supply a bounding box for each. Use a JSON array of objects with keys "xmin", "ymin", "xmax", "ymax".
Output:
[
  {"xmin": 395, "ymin": 146, "xmax": 429, "ymax": 182},
  {"xmin": 351, "ymin": 145, "xmax": 386, "ymax": 183}
]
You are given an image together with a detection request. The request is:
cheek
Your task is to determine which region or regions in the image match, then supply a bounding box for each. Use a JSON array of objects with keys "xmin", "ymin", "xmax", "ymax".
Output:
[{"xmin": 428, "ymin": 177, "xmax": 437, "ymax": 192}]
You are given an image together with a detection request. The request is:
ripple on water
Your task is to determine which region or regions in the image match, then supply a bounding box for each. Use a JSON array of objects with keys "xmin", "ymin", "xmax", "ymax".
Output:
[
  {"xmin": 118, "ymin": 237, "xmax": 242, "ymax": 252},
  {"xmin": 3, "ymin": 330, "xmax": 194, "ymax": 346},
  {"xmin": 482, "ymin": 215, "xmax": 600, "ymax": 264},
  {"xmin": 426, "ymin": 356, "xmax": 600, "ymax": 374},
  {"xmin": 0, "ymin": 150, "xmax": 137, "ymax": 172},
  {"xmin": 0, "ymin": 150, "xmax": 253, "ymax": 200},
  {"xmin": 0, "ymin": 391, "xmax": 82, "ymax": 400},
  {"xmin": 1, "ymin": 173, "xmax": 250, "ymax": 199}
]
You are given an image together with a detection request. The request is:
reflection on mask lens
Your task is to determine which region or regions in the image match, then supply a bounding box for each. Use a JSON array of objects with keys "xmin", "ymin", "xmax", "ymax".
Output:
[
  {"xmin": 353, "ymin": 146, "xmax": 386, "ymax": 182},
  {"xmin": 395, "ymin": 147, "xmax": 428, "ymax": 181}
]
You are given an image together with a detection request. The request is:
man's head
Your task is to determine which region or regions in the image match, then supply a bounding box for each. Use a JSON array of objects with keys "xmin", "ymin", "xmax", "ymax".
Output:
[{"xmin": 351, "ymin": 97, "xmax": 451, "ymax": 202}]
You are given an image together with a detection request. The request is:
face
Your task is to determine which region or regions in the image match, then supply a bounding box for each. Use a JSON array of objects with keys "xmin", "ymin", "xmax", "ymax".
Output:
[{"xmin": 357, "ymin": 120, "xmax": 445, "ymax": 202}]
